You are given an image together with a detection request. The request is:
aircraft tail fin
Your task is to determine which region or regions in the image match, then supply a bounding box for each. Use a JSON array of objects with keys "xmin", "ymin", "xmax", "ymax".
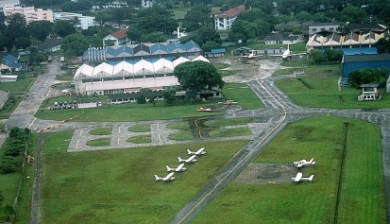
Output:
[
  {"xmin": 178, "ymin": 157, "xmax": 184, "ymax": 162},
  {"xmin": 154, "ymin": 175, "xmax": 162, "ymax": 181},
  {"xmin": 308, "ymin": 175, "xmax": 314, "ymax": 182},
  {"xmin": 187, "ymin": 149, "xmax": 193, "ymax": 155},
  {"xmin": 166, "ymin": 165, "xmax": 172, "ymax": 172}
]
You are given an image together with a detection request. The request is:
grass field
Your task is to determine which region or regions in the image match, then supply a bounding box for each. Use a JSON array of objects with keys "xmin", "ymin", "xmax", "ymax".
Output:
[
  {"xmin": 275, "ymin": 75, "xmax": 390, "ymax": 108},
  {"xmin": 191, "ymin": 116, "xmax": 386, "ymax": 224},
  {"xmin": 222, "ymin": 83, "xmax": 264, "ymax": 110},
  {"xmin": 273, "ymin": 64, "xmax": 340, "ymax": 76},
  {"xmin": 41, "ymin": 131, "xmax": 249, "ymax": 224}
]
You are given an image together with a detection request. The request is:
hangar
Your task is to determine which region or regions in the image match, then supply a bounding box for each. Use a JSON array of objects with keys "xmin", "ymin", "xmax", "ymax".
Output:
[
  {"xmin": 74, "ymin": 56, "xmax": 210, "ymax": 96},
  {"xmin": 341, "ymin": 54, "xmax": 390, "ymax": 85}
]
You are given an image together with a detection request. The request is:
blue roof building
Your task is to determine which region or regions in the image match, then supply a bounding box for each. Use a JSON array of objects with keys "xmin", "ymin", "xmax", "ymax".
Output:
[
  {"xmin": 341, "ymin": 54, "xmax": 390, "ymax": 85},
  {"xmin": 83, "ymin": 41, "xmax": 202, "ymax": 64}
]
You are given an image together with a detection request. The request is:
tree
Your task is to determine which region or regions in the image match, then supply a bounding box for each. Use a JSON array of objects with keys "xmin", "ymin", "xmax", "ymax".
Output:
[
  {"xmin": 140, "ymin": 32, "xmax": 166, "ymax": 42},
  {"xmin": 229, "ymin": 20, "xmax": 258, "ymax": 43},
  {"xmin": 308, "ymin": 49, "xmax": 326, "ymax": 64},
  {"xmin": 0, "ymin": 190, "xmax": 4, "ymax": 207},
  {"xmin": 53, "ymin": 20, "xmax": 76, "ymax": 38},
  {"xmin": 61, "ymin": 34, "xmax": 89, "ymax": 59},
  {"xmin": 94, "ymin": 11, "xmax": 110, "ymax": 27},
  {"xmin": 348, "ymin": 68, "xmax": 389, "ymax": 88},
  {"xmin": 376, "ymin": 38, "xmax": 390, "ymax": 54},
  {"xmin": 28, "ymin": 21, "xmax": 52, "ymax": 42},
  {"xmin": 163, "ymin": 89, "xmax": 176, "ymax": 105},
  {"xmin": 182, "ymin": 5, "xmax": 212, "ymax": 32},
  {"xmin": 174, "ymin": 61, "xmax": 224, "ymax": 95},
  {"xmin": 340, "ymin": 6, "xmax": 368, "ymax": 23},
  {"xmin": 324, "ymin": 49, "xmax": 343, "ymax": 62}
]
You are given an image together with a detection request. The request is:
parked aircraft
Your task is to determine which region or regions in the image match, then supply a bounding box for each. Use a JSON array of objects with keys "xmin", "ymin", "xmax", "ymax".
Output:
[
  {"xmin": 293, "ymin": 158, "xmax": 316, "ymax": 168},
  {"xmin": 217, "ymin": 99, "xmax": 238, "ymax": 105},
  {"xmin": 291, "ymin": 172, "xmax": 314, "ymax": 183},
  {"xmin": 154, "ymin": 172, "xmax": 176, "ymax": 182},
  {"xmin": 178, "ymin": 155, "xmax": 197, "ymax": 163},
  {"xmin": 241, "ymin": 49, "xmax": 262, "ymax": 59},
  {"xmin": 272, "ymin": 44, "xmax": 306, "ymax": 59},
  {"xmin": 187, "ymin": 147, "xmax": 206, "ymax": 155},
  {"xmin": 166, "ymin": 163, "xmax": 187, "ymax": 172}
]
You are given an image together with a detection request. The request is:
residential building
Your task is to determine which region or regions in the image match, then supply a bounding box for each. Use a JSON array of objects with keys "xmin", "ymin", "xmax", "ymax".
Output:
[
  {"xmin": 212, "ymin": 4, "xmax": 245, "ymax": 31},
  {"xmin": 309, "ymin": 22, "xmax": 343, "ymax": 36},
  {"xmin": 38, "ymin": 39, "xmax": 62, "ymax": 53},
  {"xmin": 3, "ymin": 5, "xmax": 53, "ymax": 23},
  {"xmin": 103, "ymin": 28, "xmax": 129, "ymax": 47},
  {"xmin": 0, "ymin": 0, "xmax": 19, "ymax": 12},
  {"xmin": 53, "ymin": 12, "xmax": 96, "ymax": 30},
  {"xmin": 263, "ymin": 32, "xmax": 300, "ymax": 45}
]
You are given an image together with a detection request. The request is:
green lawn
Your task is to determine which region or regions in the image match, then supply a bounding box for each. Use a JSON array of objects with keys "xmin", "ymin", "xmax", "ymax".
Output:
[
  {"xmin": 89, "ymin": 127, "xmax": 112, "ymax": 135},
  {"xmin": 275, "ymin": 75, "xmax": 390, "ymax": 108},
  {"xmin": 86, "ymin": 138, "xmax": 111, "ymax": 147},
  {"xmin": 41, "ymin": 132, "xmax": 248, "ymax": 224},
  {"xmin": 35, "ymin": 101, "xmax": 224, "ymax": 122},
  {"xmin": 128, "ymin": 124, "xmax": 151, "ymax": 132},
  {"xmin": 222, "ymin": 83, "xmax": 264, "ymax": 110},
  {"xmin": 192, "ymin": 116, "xmax": 386, "ymax": 224},
  {"xmin": 273, "ymin": 64, "xmax": 340, "ymax": 76},
  {"xmin": 168, "ymin": 131, "xmax": 194, "ymax": 141},
  {"xmin": 127, "ymin": 135, "xmax": 151, "ymax": 144}
]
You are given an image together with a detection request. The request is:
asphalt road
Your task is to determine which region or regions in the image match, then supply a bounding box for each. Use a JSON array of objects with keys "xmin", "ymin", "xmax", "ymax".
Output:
[{"xmin": 4, "ymin": 57, "xmax": 389, "ymax": 224}]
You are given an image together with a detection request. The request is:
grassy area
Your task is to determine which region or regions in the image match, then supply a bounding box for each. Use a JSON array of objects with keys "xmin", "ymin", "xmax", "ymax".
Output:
[
  {"xmin": 167, "ymin": 121, "xmax": 190, "ymax": 130},
  {"xmin": 0, "ymin": 72, "xmax": 37, "ymax": 119},
  {"xmin": 192, "ymin": 116, "xmax": 385, "ymax": 224},
  {"xmin": 222, "ymin": 83, "xmax": 264, "ymax": 110},
  {"xmin": 35, "ymin": 100, "xmax": 224, "ymax": 122},
  {"xmin": 204, "ymin": 117, "xmax": 254, "ymax": 127},
  {"xmin": 273, "ymin": 64, "xmax": 340, "ymax": 76},
  {"xmin": 128, "ymin": 124, "xmax": 151, "ymax": 132},
  {"xmin": 168, "ymin": 132, "xmax": 194, "ymax": 141},
  {"xmin": 275, "ymin": 75, "xmax": 390, "ymax": 108},
  {"xmin": 41, "ymin": 132, "xmax": 248, "ymax": 224},
  {"xmin": 127, "ymin": 135, "xmax": 151, "ymax": 144},
  {"xmin": 208, "ymin": 127, "xmax": 252, "ymax": 138},
  {"xmin": 85, "ymin": 138, "xmax": 111, "ymax": 147},
  {"xmin": 89, "ymin": 127, "xmax": 112, "ymax": 135}
]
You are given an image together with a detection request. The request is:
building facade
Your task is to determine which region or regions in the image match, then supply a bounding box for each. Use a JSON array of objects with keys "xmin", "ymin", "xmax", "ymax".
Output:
[
  {"xmin": 3, "ymin": 5, "xmax": 53, "ymax": 23},
  {"xmin": 0, "ymin": 0, "xmax": 19, "ymax": 12},
  {"xmin": 53, "ymin": 12, "xmax": 96, "ymax": 30},
  {"xmin": 212, "ymin": 5, "xmax": 245, "ymax": 31},
  {"xmin": 74, "ymin": 56, "xmax": 209, "ymax": 96}
]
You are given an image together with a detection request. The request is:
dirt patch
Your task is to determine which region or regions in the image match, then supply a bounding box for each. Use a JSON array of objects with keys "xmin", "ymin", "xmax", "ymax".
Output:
[
  {"xmin": 210, "ymin": 58, "xmax": 288, "ymax": 83},
  {"xmin": 234, "ymin": 163, "xmax": 298, "ymax": 184}
]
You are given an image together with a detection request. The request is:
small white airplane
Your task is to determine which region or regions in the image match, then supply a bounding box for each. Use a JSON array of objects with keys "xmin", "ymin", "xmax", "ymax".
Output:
[
  {"xmin": 269, "ymin": 44, "xmax": 306, "ymax": 59},
  {"xmin": 293, "ymin": 158, "xmax": 316, "ymax": 168},
  {"xmin": 178, "ymin": 155, "xmax": 197, "ymax": 163},
  {"xmin": 187, "ymin": 147, "xmax": 206, "ymax": 155},
  {"xmin": 241, "ymin": 49, "xmax": 262, "ymax": 59},
  {"xmin": 166, "ymin": 163, "xmax": 187, "ymax": 172},
  {"xmin": 154, "ymin": 172, "xmax": 176, "ymax": 182},
  {"xmin": 291, "ymin": 172, "xmax": 314, "ymax": 183}
]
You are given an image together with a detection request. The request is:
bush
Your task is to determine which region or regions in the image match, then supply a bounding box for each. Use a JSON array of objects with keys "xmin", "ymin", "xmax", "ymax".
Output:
[{"xmin": 0, "ymin": 156, "xmax": 18, "ymax": 173}]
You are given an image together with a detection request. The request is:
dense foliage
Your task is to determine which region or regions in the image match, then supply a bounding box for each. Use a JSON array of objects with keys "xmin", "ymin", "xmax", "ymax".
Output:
[
  {"xmin": 174, "ymin": 61, "xmax": 224, "ymax": 95},
  {"xmin": 348, "ymin": 68, "xmax": 389, "ymax": 88}
]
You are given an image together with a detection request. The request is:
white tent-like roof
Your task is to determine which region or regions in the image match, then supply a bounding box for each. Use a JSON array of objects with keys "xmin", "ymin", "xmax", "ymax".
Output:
[
  {"xmin": 172, "ymin": 57, "xmax": 190, "ymax": 67},
  {"xmin": 192, "ymin": 55, "xmax": 210, "ymax": 62},
  {"xmin": 93, "ymin": 62, "xmax": 114, "ymax": 77},
  {"xmin": 133, "ymin": 59, "xmax": 154, "ymax": 75},
  {"xmin": 154, "ymin": 58, "xmax": 174, "ymax": 73},
  {"xmin": 74, "ymin": 64, "xmax": 94, "ymax": 80},
  {"xmin": 113, "ymin": 61, "xmax": 134, "ymax": 76}
]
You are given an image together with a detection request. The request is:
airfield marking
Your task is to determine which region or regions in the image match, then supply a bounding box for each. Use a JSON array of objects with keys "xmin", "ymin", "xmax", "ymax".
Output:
[
  {"xmin": 79, "ymin": 129, "xmax": 83, "ymax": 136},
  {"xmin": 194, "ymin": 118, "xmax": 206, "ymax": 140},
  {"xmin": 75, "ymin": 140, "xmax": 79, "ymax": 150},
  {"xmin": 117, "ymin": 137, "xmax": 120, "ymax": 145},
  {"xmin": 177, "ymin": 80, "xmax": 288, "ymax": 224},
  {"xmin": 29, "ymin": 117, "xmax": 37, "ymax": 129},
  {"xmin": 118, "ymin": 126, "xmax": 121, "ymax": 134}
]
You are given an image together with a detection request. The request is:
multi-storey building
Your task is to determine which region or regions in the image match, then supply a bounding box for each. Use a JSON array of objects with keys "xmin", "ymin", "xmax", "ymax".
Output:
[
  {"xmin": 212, "ymin": 5, "xmax": 245, "ymax": 31},
  {"xmin": 3, "ymin": 5, "xmax": 53, "ymax": 23}
]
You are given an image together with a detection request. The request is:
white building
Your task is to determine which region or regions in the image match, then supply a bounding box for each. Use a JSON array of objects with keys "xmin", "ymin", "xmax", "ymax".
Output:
[
  {"xmin": 212, "ymin": 4, "xmax": 245, "ymax": 31},
  {"xmin": 53, "ymin": 12, "xmax": 96, "ymax": 30},
  {"xmin": 308, "ymin": 22, "xmax": 343, "ymax": 36},
  {"xmin": 141, "ymin": 0, "xmax": 154, "ymax": 8},
  {"xmin": 0, "ymin": 0, "xmax": 19, "ymax": 12},
  {"xmin": 74, "ymin": 56, "xmax": 210, "ymax": 96},
  {"xmin": 3, "ymin": 5, "xmax": 53, "ymax": 23}
]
